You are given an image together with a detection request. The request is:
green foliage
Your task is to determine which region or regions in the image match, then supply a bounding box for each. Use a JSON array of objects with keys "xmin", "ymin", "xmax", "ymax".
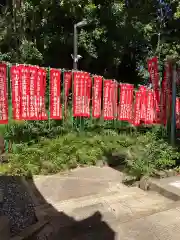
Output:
[
  {"xmin": 0, "ymin": 0, "xmax": 180, "ymax": 177},
  {"xmin": 0, "ymin": 120, "xmax": 177, "ymax": 178},
  {"xmin": 0, "ymin": 108, "xmax": 178, "ymax": 178},
  {"xmin": 1, "ymin": 0, "xmax": 180, "ymax": 83},
  {"xmin": 126, "ymin": 132, "xmax": 177, "ymax": 179}
]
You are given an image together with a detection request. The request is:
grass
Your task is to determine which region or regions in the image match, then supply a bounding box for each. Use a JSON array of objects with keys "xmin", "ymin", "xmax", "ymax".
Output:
[
  {"xmin": 0, "ymin": 104, "xmax": 178, "ymax": 178},
  {"xmin": 0, "ymin": 128, "xmax": 177, "ymax": 178}
]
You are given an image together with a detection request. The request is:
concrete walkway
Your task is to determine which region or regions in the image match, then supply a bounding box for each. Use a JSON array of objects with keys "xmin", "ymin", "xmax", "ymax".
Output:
[{"xmin": 27, "ymin": 167, "xmax": 180, "ymax": 239}]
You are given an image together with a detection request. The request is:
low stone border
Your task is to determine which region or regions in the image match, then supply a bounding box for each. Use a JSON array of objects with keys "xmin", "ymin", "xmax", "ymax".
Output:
[
  {"xmin": 148, "ymin": 179, "xmax": 180, "ymax": 201},
  {"xmin": 139, "ymin": 172, "xmax": 180, "ymax": 201},
  {"xmin": 139, "ymin": 176, "xmax": 150, "ymax": 191},
  {"xmin": 153, "ymin": 169, "xmax": 177, "ymax": 179}
]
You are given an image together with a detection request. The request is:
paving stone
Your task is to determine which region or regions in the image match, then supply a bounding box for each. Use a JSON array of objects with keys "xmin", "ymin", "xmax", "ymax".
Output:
[
  {"xmin": 147, "ymin": 208, "xmax": 180, "ymax": 227},
  {"xmin": 61, "ymin": 166, "xmax": 124, "ymax": 182},
  {"xmin": 18, "ymin": 167, "xmax": 180, "ymax": 240},
  {"xmin": 106, "ymin": 202, "xmax": 133, "ymax": 222},
  {"xmin": 151, "ymin": 223, "xmax": 180, "ymax": 240},
  {"xmin": 116, "ymin": 218, "xmax": 158, "ymax": 240},
  {"xmin": 34, "ymin": 177, "xmax": 110, "ymax": 203},
  {"xmin": 67, "ymin": 202, "xmax": 115, "ymax": 223}
]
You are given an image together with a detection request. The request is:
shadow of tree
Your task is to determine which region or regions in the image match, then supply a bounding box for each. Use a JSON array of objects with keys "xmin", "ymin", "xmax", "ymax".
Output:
[{"xmin": 0, "ymin": 176, "xmax": 116, "ymax": 240}]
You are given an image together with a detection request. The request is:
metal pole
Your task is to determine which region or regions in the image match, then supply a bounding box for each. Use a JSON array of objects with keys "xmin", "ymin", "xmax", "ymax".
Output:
[
  {"xmin": 171, "ymin": 63, "xmax": 177, "ymax": 146},
  {"xmin": 73, "ymin": 24, "xmax": 78, "ymax": 70}
]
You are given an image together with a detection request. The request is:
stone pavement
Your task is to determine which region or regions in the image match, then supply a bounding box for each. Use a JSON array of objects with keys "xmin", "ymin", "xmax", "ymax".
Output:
[
  {"xmin": 31, "ymin": 166, "xmax": 125, "ymax": 204},
  {"xmin": 26, "ymin": 166, "xmax": 180, "ymax": 240}
]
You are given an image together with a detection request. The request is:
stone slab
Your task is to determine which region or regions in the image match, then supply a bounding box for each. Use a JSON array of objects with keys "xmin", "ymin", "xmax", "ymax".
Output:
[
  {"xmin": 149, "ymin": 176, "xmax": 180, "ymax": 201},
  {"xmin": 32, "ymin": 167, "xmax": 125, "ymax": 204},
  {"xmin": 33, "ymin": 177, "xmax": 111, "ymax": 203},
  {"xmin": 52, "ymin": 206, "xmax": 180, "ymax": 240},
  {"xmin": 61, "ymin": 166, "xmax": 124, "ymax": 182},
  {"xmin": 22, "ymin": 167, "xmax": 180, "ymax": 239}
]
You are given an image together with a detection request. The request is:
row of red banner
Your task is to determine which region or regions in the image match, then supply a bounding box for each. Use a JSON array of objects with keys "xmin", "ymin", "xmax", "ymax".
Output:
[{"xmin": 0, "ymin": 62, "xmax": 178, "ymax": 127}]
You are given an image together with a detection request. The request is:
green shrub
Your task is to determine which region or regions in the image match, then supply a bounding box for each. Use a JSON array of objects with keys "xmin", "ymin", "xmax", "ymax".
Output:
[
  {"xmin": 0, "ymin": 104, "xmax": 178, "ymax": 178},
  {"xmin": 4, "ymin": 128, "xmax": 178, "ymax": 177},
  {"xmin": 125, "ymin": 132, "xmax": 177, "ymax": 179}
]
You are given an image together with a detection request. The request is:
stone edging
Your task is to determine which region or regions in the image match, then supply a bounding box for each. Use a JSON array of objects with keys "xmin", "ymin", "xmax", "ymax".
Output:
[{"xmin": 153, "ymin": 169, "xmax": 178, "ymax": 179}]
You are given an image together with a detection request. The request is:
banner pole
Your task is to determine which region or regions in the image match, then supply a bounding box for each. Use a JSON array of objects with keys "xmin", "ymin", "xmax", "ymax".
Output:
[
  {"xmin": 79, "ymin": 71, "xmax": 82, "ymax": 132},
  {"xmin": 48, "ymin": 67, "xmax": 51, "ymax": 131},
  {"xmin": 62, "ymin": 69, "xmax": 64, "ymax": 131},
  {"xmin": 102, "ymin": 77, "xmax": 104, "ymax": 129},
  {"xmin": 8, "ymin": 63, "xmax": 13, "ymax": 152},
  {"xmin": 91, "ymin": 74, "xmax": 94, "ymax": 130},
  {"xmin": 72, "ymin": 70, "xmax": 74, "ymax": 130},
  {"xmin": 171, "ymin": 63, "xmax": 177, "ymax": 146},
  {"xmin": 5, "ymin": 63, "xmax": 10, "ymax": 153},
  {"xmin": 114, "ymin": 79, "xmax": 118, "ymax": 132}
]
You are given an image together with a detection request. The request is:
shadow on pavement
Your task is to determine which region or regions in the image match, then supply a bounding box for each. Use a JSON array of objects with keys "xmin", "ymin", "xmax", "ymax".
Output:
[{"xmin": 0, "ymin": 176, "xmax": 116, "ymax": 240}]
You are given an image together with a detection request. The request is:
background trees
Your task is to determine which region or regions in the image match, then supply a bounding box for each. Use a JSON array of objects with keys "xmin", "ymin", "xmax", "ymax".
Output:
[{"xmin": 0, "ymin": 0, "xmax": 180, "ymax": 84}]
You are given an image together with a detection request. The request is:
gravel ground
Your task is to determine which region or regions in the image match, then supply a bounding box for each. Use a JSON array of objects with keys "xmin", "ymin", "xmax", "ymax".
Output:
[{"xmin": 0, "ymin": 176, "xmax": 37, "ymax": 236}]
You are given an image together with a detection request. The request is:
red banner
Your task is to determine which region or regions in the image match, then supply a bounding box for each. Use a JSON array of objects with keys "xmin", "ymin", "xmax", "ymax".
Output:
[
  {"xmin": 113, "ymin": 81, "xmax": 118, "ymax": 118},
  {"xmin": 139, "ymin": 86, "xmax": 147, "ymax": 122},
  {"xmin": 64, "ymin": 71, "xmax": 72, "ymax": 117},
  {"xmin": 11, "ymin": 66, "xmax": 21, "ymax": 120},
  {"xmin": 103, "ymin": 80, "xmax": 114, "ymax": 120},
  {"xmin": 147, "ymin": 56, "xmax": 159, "ymax": 90},
  {"xmin": 145, "ymin": 90, "xmax": 154, "ymax": 124},
  {"xmin": 11, "ymin": 65, "xmax": 47, "ymax": 121},
  {"xmin": 36, "ymin": 67, "xmax": 48, "ymax": 120},
  {"xmin": 176, "ymin": 98, "xmax": 180, "ymax": 129},
  {"xmin": 50, "ymin": 69, "xmax": 62, "ymax": 119},
  {"xmin": 161, "ymin": 67, "xmax": 167, "ymax": 125},
  {"xmin": 118, "ymin": 84, "xmax": 134, "ymax": 122},
  {"xmin": 19, "ymin": 65, "xmax": 30, "ymax": 120},
  {"xmin": 29, "ymin": 66, "xmax": 38, "ymax": 120},
  {"xmin": 153, "ymin": 89, "xmax": 161, "ymax": 124},
  {"xmin": 132, "ymin": 91, "xmax": 141, "ymax": 126},
  {"xmin": 161, "ymin": 62, "xmax": 172, "ymax": 125},
  {"xmin": 84, "ymin": 72, "xmax": 92, "ymax": 117},
  {"xmin": 0, "ymin": 63, "xmax": 8, "ymax": 124},
  {"xmin": 73, "ymin": 71, "xmax": 91, "ymax": 117},
  {"xmin": 73, "ymin": 72, "xmax": 81, "ymax": 117},
  {"xmin": 92, "ymin": 76, "xmax": 102, "ymax": 118},
  {"xmin": 64, "ymin": 72, "xmax": 72, "ymax": 97}
]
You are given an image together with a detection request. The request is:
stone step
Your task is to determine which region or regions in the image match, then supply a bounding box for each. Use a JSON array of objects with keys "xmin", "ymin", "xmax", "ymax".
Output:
[
  {"xmin": 24, "ymin": 174, "xmax": 180, "ymax": 240},
  {"xmin": 47, "ymin": 186, "xmax": 147, "ymax": 211},
  {"xmin": 36, "ymin": 200, "xmax": 180, "ymax": 240},
  {"xmin": 149, "ymin": 176, "xmax": 180, "ymax": 201},
  {"xmin": 30, "ymin": 188, "xmax": 180, "ymax": 240},
  {"xmin": 58, "ymin": 206, "xmax": 180, "ymax": 240},
  {"xmin": 37, "ymin": 190, "xmax": 175, "ymax": 227}
]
